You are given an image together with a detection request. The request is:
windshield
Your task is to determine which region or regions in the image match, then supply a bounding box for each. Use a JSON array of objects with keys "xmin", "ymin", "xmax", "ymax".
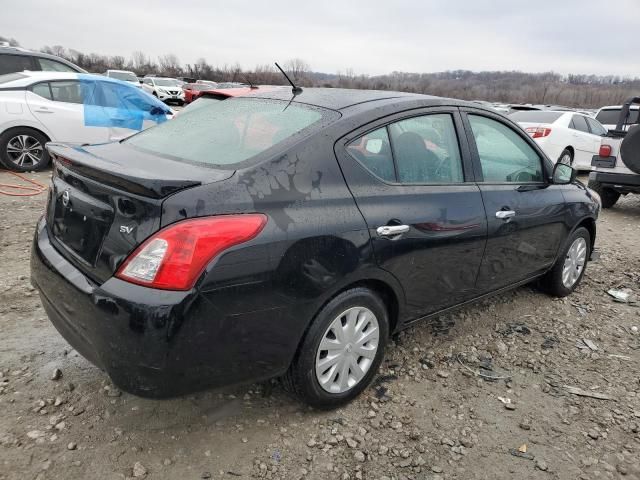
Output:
[
  {"xmin": 109, "ymin": 71, "xmax": 138, "ymax": 82},
  {"xmin": 510, "ymin": 111, "xmax": 564, "ymax": 123},
  {"xmin": 154, "ymin": 78, "xmax": 178, "ymax": 87},
  {"xmin": 125, "ymin": 97, "xmax": 338, "ymax": 167},
  {"xmin": 596, "ymin": 108, "xmax": 640, "ymax": 126}
]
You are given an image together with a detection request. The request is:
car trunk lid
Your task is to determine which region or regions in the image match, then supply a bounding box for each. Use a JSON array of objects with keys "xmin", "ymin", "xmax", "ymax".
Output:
[{"xmin": 46, "ymin": 142, "xmax": 234, "ymax": 284}]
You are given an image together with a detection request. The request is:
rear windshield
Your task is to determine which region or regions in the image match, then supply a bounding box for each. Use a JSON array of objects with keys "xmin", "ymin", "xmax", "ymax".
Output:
[
  {"xmin": 596, "ymin": 108, "xmax": 640, "ymax": 126},
  {"xmin": 509, "ymin": 111, "xmax": 564, "ymax": 123},
  {"xmin": 125, "ymin": 97, "xmax": 337, "ymax": 167}
]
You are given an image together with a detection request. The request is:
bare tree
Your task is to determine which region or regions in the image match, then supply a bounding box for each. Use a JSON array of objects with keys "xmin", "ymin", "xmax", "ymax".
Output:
[{"xmin": 158, "ymin": 54, "xmax": 181, "ymax": 77}]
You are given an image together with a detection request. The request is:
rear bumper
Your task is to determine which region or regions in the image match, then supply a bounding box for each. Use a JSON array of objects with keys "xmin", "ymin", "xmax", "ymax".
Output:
[
  {"xmin": 30, "ymin": 217, "xmax": 292, "ymax": 398},
  {"xmin": 589, "ymin": 171, "xmax": 640, "ymax": 193}
]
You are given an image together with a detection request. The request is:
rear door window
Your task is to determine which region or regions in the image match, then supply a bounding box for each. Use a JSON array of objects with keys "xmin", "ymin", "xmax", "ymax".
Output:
[
  {"xmin": 468, "ymin": 114, "xmax": 543, "ymax": 183},
  {"xmin": 32, "ymin": 82, "xmax": 53, "ymax": 100},
  {"xmin": 346, "ymin": 127, "xmax": 395, "ymax": 182},
  {"xmin": 388, "ymin": 114, "xmax": 464, "ymax": 183},
  {"xmin": 0, "ymin": 54, "xmax": 34, "ymax": 75},
  {"xmin": 570, "ymin": 115, "xmax": 590, "ymax": 133},
  {"xmin": 50, "ymin": 81, "xmax": 84, "ymax": 104}
]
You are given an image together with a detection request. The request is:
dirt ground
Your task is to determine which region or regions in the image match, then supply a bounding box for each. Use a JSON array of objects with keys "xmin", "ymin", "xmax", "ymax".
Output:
[{"xmin": 1, "ymin": 169, "xmax": 639, "ymax": 480}]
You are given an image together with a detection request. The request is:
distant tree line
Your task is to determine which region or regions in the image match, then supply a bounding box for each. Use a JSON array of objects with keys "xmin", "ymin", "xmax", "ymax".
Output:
[{"xmin": 3, "ymin": 35, "xmax": 638, "ymax": 108}]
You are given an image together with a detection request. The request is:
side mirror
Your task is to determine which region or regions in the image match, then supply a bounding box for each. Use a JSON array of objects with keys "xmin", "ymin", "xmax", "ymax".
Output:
[{"xmin": 552, "ymin": 162, "xmax": 575, "ymax": 184}]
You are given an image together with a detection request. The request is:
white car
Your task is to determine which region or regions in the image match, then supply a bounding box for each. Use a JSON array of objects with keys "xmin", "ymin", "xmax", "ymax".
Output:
[
  {"xmin": 511, "ymin": 110, "xmax": 608, "ymax": 170},
  {"xmin": 595, "ymin": 105, "xmax": 639, "ymax": 132},
  {"xmin": 0, "ymin": 71, "xmax": 172, "ymax": 171},
  {"xmin": 141, "ymin": 77, "xmax": 184, "ymax": 105},
  {"xmin": 104, "ymin": 69, "xmax": 141, "ymax": 88}
]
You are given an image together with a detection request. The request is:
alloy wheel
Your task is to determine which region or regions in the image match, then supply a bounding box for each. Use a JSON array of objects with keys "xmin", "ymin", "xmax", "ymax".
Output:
[
  {"xmin": 315, "ymin": 306, "xmax": 380, "ymax": 394},
  {"xmin": 6, "ymin": 134, "xmax": 43, "ymax": 168},
  {"xmin": 562, "ymin": 237, "xmax": 587, "ymax": 288}
]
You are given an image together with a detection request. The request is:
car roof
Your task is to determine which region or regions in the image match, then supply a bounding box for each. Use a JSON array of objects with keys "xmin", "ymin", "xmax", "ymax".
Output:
[
  {"xmin": 598, "ymin": 105, "xmax": 639, "ymax": 110},
  {"xmin": 107, "ymin": 69, "xmax": 135, "ymax": 73},
  {"xmin": 0, "ymin": 46, "xmax": 85, "ymax": 72},
  {"xmin": 246, "ymin": 87, "xmax": 454, "ymax": 111},
  {"xmin": 0, "ymin": 71, "xmax": 143, "ymax": 89}
]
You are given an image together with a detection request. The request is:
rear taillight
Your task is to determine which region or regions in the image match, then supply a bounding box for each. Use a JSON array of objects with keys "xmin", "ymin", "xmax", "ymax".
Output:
[
  {"xmin": 524, "ymin": 127, "xmax": 552, "ymax": 139},
  {"xmin": 116, "ymin": 214, "xmax": 267, "ymax": 290},
  {"xmin": 599, "ymin": 144, "xmax": 612, "ymax": 157}
]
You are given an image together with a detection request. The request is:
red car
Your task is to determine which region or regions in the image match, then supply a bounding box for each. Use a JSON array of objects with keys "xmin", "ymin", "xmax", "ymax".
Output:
[{"xmin": 182, "ymin": 84, "xmax": 283, "ymax": 103}]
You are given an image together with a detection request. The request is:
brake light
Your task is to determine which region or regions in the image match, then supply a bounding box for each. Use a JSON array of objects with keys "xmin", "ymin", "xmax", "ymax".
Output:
[
  {"xmin": 599, "ymin": 144, "xmax": 612, "ymax": 157},
  {"xmin": 524, "ymin": 127, "xmax": 552, "ymax": 139},
  {"xmin": 116, "ymin": 214, "xmax": 267, "ymax": 290}
]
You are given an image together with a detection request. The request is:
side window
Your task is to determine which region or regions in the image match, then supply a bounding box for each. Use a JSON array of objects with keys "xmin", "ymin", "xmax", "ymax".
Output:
[
  {"xmin": 586, "ymin": 117, "xmax": 607, "ymax": 136},
  {"xmin": 0, "ymin": 54, "xmax": 34, "ymax": 75},
  {"xmin": 36, "ymin": 58, "xmax": 77, "ymax": 73},
  {"xmin": 571, "ymin": 115, "xmax": 590, "ymax": 133},
  {"xmin": 346, "ymin": 127, "xmax": 395, "ymax": 182},
  {"xmin": 32, "ymin": 82, "xmax": 52, "ymax": 100},
  {"xmin": 388, "ymin": 114, "xmax": 464, "ymax": 183},
  {"xmin": 468, "ymin": 115, "xmax": 543, "ymax": 183},
  {"xmin": 144, "ymin": 78, "xmax": 152, "ymax": 86},
  {"xmin": 50, "ymin": 81, "xmax": 84, "ymax": 104}
]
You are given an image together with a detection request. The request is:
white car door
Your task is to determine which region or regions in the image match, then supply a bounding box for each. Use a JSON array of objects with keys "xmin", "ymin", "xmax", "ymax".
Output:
[
  {"xmin": 26, "ymin": 80, "xmax": 109, "ymax": 145},
  {"xmin": 568, "ymin": 115, "xmax": 594, "ymax": 167}
]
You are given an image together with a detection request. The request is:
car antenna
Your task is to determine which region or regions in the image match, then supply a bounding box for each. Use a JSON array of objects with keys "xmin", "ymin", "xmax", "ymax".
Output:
[
  {"xmin": 243, "ymin": 74, "xmax": 258, "ymax": 89},
  {"xmin": 275, "ymin": 62, "xmax": 303, "ymax": 95}
]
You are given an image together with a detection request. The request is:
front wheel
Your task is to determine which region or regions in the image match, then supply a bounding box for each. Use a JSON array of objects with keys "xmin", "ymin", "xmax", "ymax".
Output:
[
  {"xmin": 282, "ymin": 287, "xmax": 389, "ymax": 409},
  {"xmin": 539, "ymin": 227, "xmax": 590, "ymax": 297}
]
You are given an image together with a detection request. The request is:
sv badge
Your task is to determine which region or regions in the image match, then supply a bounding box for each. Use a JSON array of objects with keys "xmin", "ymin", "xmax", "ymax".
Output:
[{"xmin": 119, "ymin": 225, "xmax": 135, "ymax": 234}]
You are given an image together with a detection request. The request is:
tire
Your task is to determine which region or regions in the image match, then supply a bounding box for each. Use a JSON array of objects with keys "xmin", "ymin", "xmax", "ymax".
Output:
[
  {"xmin": 587, "ymin": 179, "xmax": 620, "ymax": 208},
  {"xmin": 0, "ymin": 127, "xmax": 51, "ymax": 172},
  {"xmin": 558, "ymin": 148, "xmax": 573, "ymax": 166},
  {"xmin": 539, "ymin": 227, "xmax": 590, "ymax": 297},
  {"xmin": 282, "ymin": 287, "xmax": 389, "ymax": 409}
]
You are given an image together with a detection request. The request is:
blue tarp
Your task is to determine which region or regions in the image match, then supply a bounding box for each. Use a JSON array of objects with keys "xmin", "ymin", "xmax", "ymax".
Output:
[{"xmin": 78, "ymin": 74, "xmax": 170, "ymax": 131}]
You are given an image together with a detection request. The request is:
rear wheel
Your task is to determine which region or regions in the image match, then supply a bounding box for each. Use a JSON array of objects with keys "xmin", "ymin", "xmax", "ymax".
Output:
[
  {"xmin": 588, "ymin": 179, "xmax": 620, "ymax": 208},
  {"xmin": 0, "ymin": 128, "xmax": 50, "ymax": 172},
  {"xmin": 558, "ymin": 148, "xmax": 573, "ymax": 166},
  {"xmin": 539, "ymin": 227, "xmax": 590, "ymax": 297},
  {"xmin": 282, "ymin": 287, "xmax": 389, "ymax": 409}
]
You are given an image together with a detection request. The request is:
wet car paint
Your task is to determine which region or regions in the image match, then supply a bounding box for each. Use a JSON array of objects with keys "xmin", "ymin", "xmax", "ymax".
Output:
[{"xmin": 31, "ymin": 89, "xmax": 599, "ymax": 398}]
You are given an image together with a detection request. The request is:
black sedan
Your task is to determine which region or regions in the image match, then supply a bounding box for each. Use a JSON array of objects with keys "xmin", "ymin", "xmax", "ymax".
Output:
[{"xmin": 31, "ymin": 87, "xmax": 600, "ymax": 408}]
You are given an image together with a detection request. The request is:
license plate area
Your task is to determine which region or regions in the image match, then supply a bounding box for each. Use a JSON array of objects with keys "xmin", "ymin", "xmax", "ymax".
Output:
[{"xmin": 50, "ymin": 179, "xmax": 114, "ymax": 265}]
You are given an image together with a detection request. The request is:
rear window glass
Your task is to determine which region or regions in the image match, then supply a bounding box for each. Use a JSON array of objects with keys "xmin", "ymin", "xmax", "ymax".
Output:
[
  {"xmin": 596, "ymin": 108, "xmax": 640, "ymax": 126},
  {"xmin": 0, "ymin": 54, "xmax": 33, "ymax": 75},
  {"xmin": 509, "ymin": 111, "xmax": 564, "ymax": 123},
  {"xmin": 125, "ymin": 97, "xmax": 337, "ymax": 166}
]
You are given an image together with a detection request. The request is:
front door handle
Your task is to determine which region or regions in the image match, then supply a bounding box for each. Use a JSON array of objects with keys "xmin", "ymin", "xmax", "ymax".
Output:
[
  {"xmin": 495, "ymin": 210, "xmax": 516, "ymax": 220},
  {"xmin": 376, "ymin": 225, "xmax": 410, "ymax": 237}
]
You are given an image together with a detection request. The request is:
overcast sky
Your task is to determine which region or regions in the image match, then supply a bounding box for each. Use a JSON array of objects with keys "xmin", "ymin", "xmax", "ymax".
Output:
[{"xmin": 1, "ymin": 0, "xmax": 637, "ymax": 77}]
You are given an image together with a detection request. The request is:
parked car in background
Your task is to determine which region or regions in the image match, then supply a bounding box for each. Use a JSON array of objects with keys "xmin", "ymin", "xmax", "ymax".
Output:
[
  {"xmin": 596, "ymin": 105, "xmax": 640, "ymax": 132},
  {"xmin": 0, "ymin": 71, "xmax": 171, "ymax": 171},
  {"xmin": 589, "ymin": 97, "xmax": 640, "ymax": 208},
  {"xmin": 141, "ymin": 76, "xmax": 184, "ymax": 105},
  {"xmin": 182, "ymin": 82, "xmax": 260, "ymax": 103},
  {"xmin": 196, "ymin": 79, "xmax": 217, "ymax": 86},
  {"xmin": 31, "ymin": 88, "xmax": 599, "ymax": 408},
  {"xmin": 182, "ymin": 82, "xmax": 214, "ymax": 103},
  {"xmin": 0, "ymin": 45, "xmax": 85, "ymax": 75},
  {"xmin": 104, "ymin": 69, "xmax": 141, "ymax": 88},
  {"xmin": 511, "ymin": 110, "xmax": 608, "ymax": 170},
  {"xmin": 177, "ymin": 76, "xmax": 197, "ymax": 84}
]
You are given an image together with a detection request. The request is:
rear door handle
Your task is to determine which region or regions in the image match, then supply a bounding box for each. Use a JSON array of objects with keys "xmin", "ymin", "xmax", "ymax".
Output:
[
  {"xmin": 496, "ymin": 210, "xmax": 516, "ymax": 220},
  {"xmin": 34, "ymin": 109, "xmax": 54, "ymax": 113},
  {"xmin": 376, "ymin": 225, "xmax": 410, "ymax": 237}
]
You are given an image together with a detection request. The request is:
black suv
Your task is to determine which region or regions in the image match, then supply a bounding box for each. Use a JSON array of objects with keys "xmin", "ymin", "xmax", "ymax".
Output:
[
  {"xmin": 31, "ymin": 88, "xmax": 600, "ymax": 408},
  {"xmin": 0, "ymin": 46, "xmax": 85, "ymax": 75}
]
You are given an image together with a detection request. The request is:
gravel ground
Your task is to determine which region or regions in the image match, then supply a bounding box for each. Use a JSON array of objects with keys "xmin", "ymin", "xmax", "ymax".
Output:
[{"xmin": 1, "ymin": 169, "xmax": 639, "ymax": 480}]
